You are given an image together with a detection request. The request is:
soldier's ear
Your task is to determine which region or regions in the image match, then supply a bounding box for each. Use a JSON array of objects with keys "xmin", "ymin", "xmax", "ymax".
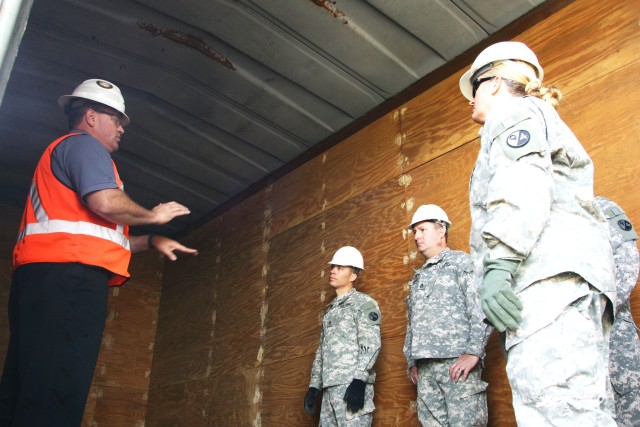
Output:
[{"xmin": 350, "ymin": 270, "xmax": 358, "ymax": 283}]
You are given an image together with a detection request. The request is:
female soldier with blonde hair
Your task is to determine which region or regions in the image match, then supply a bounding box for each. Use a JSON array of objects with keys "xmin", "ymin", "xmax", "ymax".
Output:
[{"xmin": 460, "ymin": 42, "xmax": 616, "ymax": 426}]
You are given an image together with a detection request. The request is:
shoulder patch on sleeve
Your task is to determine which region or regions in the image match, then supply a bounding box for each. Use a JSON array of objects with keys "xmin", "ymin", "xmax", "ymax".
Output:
[
  {"xmin": 360, "ymin": 300, "xmax": 381, "ymax": 325},
  {"xmin": 489, "ymin": 103, "xmax": 546, "ymax": 162},
  {"xmin": 603, "ymin": 206, "xmax": 638, "ymax": 241},
  {"xmin": 494, "ymin": 117, "xmax": 546, "ymax": 162}
]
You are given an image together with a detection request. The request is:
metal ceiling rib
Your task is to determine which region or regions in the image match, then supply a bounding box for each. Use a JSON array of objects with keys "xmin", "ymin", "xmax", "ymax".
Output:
[{"xmin": 0, "ymin": 0, "xmax": 546, "ymax": 236}]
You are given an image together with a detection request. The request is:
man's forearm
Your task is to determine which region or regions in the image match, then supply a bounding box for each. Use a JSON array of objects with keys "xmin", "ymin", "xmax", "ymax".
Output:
[{"xmin": 86, "ymin": 188, "xmax": 158, "ymax": 225}]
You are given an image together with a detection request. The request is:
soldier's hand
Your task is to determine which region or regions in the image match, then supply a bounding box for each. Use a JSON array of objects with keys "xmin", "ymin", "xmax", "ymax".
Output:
[
  {"xmin": 343, "ymin": 379, "xmax": 366, "ymax": 413},
  {"xmin": 408, "ymin": 365, "xmax": 418, "ymax": 384},
  {"xmin": 481, "ymin": 258, "xmax": 523, "ymax": 332},
  {"xmin": 449, "ymin": 354, "xmax": 480, "ymax": 383},
  {"xmin": 303, "ymin": 387, "xmax": 319, "ymax": 415}
]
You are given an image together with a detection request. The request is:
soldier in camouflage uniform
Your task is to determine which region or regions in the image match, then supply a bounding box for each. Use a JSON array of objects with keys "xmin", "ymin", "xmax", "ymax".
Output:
[
  {"xmin": 303, "ymin": 246, "xmax": 382, "ymax": 426},
  {"xmin": 404, "ymin": 204, "xmax": 490, "ymax": 426},
  {"xmin": 459, "ymin": 42, "xmax": 617, "ymax": 425},
  {"xmin": 595, "ymin": 196, "xmax": 640, "ymax": 426}
]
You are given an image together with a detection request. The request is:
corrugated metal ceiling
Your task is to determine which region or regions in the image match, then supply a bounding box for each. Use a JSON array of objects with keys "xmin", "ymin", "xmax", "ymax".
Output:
[{"xmin": 0, "ymin": 0, "xmax": 552, "ymax": 237}]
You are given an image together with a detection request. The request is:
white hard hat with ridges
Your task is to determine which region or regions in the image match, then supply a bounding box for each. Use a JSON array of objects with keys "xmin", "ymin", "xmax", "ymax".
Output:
[
  {"xmin": 459, "ymin": 41, "xmax": 544, "ymax": 101},
  {"xmin": 328, "ymin": 246, "xmax": 364, "ymax": 270},
  {"xmin": 58, "ymin": 79, "xmax": 130, "ymax": 126},
  {"xmin": 409, "ymin": 204, "xmax": 451, "ymax": 229}
]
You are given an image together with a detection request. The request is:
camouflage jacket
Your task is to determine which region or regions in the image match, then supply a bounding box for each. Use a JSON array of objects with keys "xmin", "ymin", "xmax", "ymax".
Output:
[
  {"xmin": 403, "ymin": 248, "xmax": 490, "ymax": 368},
  {"xmin": 309, "ymin": 289, "xmax": 381, "ymax": 389},
  {"xmin": 469, "ymin": 96, "xmax": 615, "ymax": 310}
]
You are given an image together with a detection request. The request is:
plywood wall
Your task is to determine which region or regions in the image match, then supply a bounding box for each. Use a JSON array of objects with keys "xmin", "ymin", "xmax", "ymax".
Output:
[{"xmin": 146, "ymin": 0, "xmax": 640, "ymax": 425}]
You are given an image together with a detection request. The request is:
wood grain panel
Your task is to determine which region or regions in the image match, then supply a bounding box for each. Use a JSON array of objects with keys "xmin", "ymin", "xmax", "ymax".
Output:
[
  {"xmin": 403, "ymin": 141, "xmax": 479, "ymax": 257},
  {"xmin": 85, "ymin": 386, "xmax": 148, "ymax": 427},
  {"xmin": 514, "ymin": 0, "xmax": 640, "ymax": 95},
  {"xmin": 560, "ymin": 61, "xmax": 640, "ymax": 214},
  {"xmin": 209, "ymin": 189, "xmax": 268, "ymax": 302},
  {"xmin": 400, "ymin": 74, "xmax": 479, "ymax": 173},
  {"xmin": 632, "ymin": 283, "xmax": 640, "ymax": 327},
  {"xmin": 152, "ymin": 190, "xmax": 267, "ymax": 386},
  {"xmin": 373, "ymin": 334, "xmax": 420, "ymax": 426},
  {"xmin": 126, "ymin": 249, "xmax": 165, "ymax": 291},
  {"xmin": 264, "ymin": 213, "xmax": 328, "ymax": 365},
  {"xmin": 93, "ymin": 283, "xmax": 159, "ymax": 390},
  {"xmin": 261, "ymin": 354, "xmax": 319, "ymax": 426},
  {"xmin": 146, "ymin": 381, "xmax": 187, "ymax": 427},
  {"xmin": 301, "ymin": 173, "xmax": 407, "ymax": 269},
  {"xmin": 269, "ymin": 154, "xmax": 324, "ymax": 239},
  {"xmin": 206, "ymin": 368, "xmax": 263, "ymax": 426},
  {"xmin": 363, "ymin": 239, "xmax": 413, "ymax": 340},
  {"xmin": 208, "ymin": 269, "xmax": 265, "ymax": 376},
  {"xmin": 151, "ymin": 265, "xmax": 217, "ymax": 387},
  {"xmin": 147, "ymin": 369, "xmax": 263, "ymax": 426},
  {"xmin": 322, "ymin": 111, "xmax": 403, "ymax": 210},
  {"xmin": 206, "ymin": 193, "xmax": 268, "ymax": 376}
]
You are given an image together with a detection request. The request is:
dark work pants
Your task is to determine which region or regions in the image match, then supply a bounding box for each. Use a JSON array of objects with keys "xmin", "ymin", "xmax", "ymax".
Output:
[{"xmin": 0, "ymin": 263, "xmax": 110, "ymax": 427}]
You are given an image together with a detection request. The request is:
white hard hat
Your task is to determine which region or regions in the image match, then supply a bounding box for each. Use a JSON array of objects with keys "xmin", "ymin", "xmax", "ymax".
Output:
[
  {"xmin": 459, "ymin": 41, "xmax": 544, "ymax": 101},
  {"xmin": 409, "ymin": 204, "xmax": 451, "ymax": 229},
  {"xmin": 58, "ymin": 79, "xmax": 130, "ymax": 126},
  {"xmin": 328, "ymin": 246, "xmax": 364, "ymax": 270}
]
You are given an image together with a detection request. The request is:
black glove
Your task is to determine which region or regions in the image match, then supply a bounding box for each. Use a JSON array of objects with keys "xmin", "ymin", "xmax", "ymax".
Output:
[
  {"xmin": 303, "ymin": 387, "xmax": 320, "ymax": 415},
  {"xmin": 343, "ymin": 379, "xmax": 366, "ymax": 413}
]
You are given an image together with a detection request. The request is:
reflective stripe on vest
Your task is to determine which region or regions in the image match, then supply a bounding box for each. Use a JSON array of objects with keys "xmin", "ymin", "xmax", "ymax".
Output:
[
  {"xmin": 19, "ymin": 220, "xmax": 130, "ymax": 249},
  {"xmin": 16, "ymin": 182, "xmax": 129, "ymax": 250}
]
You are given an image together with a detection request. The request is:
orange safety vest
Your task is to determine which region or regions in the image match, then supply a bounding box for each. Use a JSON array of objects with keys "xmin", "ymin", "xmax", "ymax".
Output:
[{"xmin": 13, "ymin": 133, "xmax": 131, "ymax": 285}]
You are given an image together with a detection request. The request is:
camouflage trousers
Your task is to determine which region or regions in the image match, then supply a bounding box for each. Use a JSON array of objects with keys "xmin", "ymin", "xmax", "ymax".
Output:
[
  {"xmin": 507, "ymin": 277, "xmax": 616, "ymax": 426},
  {"xmin": 416, "ymin": 358, "xmax": 488, "ymax": 427},
  {"xmin": 609, "ymin": 313, "xmax": 640, "ymax": 426},
  {"xmin": 319, "ymin": 382, "xmax": 374, "ymax": 427},
  {"xmin": 614, "ymin": 387, "xmax": 640, "ymax": 427}
]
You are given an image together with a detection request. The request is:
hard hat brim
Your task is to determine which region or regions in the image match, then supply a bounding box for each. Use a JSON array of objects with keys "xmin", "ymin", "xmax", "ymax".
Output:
[
  {"xmin": 58, "ymin": 94, "xmax": 131, "ymax": 126},
  {"xmin": 459, "ymin": 68, "xmax": 476, "ymax": 101}
]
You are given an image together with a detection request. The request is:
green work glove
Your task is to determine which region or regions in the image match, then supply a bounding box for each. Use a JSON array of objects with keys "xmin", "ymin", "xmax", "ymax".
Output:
[
  {"xmin": 481, "ymin": 257, "xmax": 523, "ymax": 332},
  {"xmin": 303, "ymin": 387, "xmax": 320, "ymax": 415}
]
